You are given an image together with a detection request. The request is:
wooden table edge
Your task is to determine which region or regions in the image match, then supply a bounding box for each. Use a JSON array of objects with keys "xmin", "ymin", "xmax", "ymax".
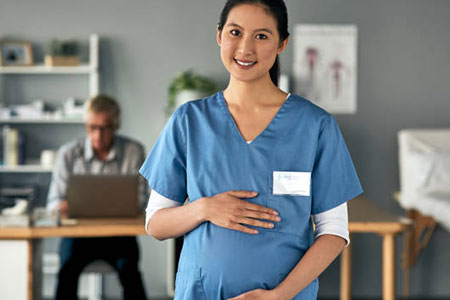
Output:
[{"xmin": 349, "ymin": 221, "xmax": 410, "ymax": 234}]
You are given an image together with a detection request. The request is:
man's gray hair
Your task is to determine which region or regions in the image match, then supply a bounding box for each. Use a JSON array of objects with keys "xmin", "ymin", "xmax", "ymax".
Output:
[{"xmin": 84, "ymin": 94, "xmax": 120, "ymax": 129}]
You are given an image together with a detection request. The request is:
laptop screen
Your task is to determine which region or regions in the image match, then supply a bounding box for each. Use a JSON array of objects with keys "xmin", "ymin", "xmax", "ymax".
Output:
[{"xmin": 66, "ymin": 174, "xmax": 139, "ymax": 218}]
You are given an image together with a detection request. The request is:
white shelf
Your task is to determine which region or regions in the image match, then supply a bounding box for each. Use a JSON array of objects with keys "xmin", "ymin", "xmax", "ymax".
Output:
[
  {"xmin": 0, "ymin": 117, "xmax": 84, "ymax": 124},
  {"xmin": 0, "ymin": 64, "xmax": 96, "ymax": 74},
  {"xmin": 0, "ymin": 164, "xmax": 52, "ymax": 173},
  {"xmin": 0, "ymin": 34, "xmax": 98, "ymax": 174},
  {"xmin": 0, "ymin": 34, "xmax": 99, "ymax": 96}
]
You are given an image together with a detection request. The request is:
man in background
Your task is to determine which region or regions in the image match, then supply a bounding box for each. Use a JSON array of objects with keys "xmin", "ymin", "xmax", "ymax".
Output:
[{"xmin": 47, "ymin": 94, "xmax": 147, "ymax": 300}]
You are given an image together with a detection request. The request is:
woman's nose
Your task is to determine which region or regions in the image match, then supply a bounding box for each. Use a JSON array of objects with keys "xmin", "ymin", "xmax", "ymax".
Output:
[{"xmin": 237, "ymin": 36, "xmax": 255, "ymax": 57}]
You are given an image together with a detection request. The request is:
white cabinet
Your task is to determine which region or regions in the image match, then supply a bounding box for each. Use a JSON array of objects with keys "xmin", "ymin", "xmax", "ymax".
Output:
[{"xmin": 0, "ymin": 241, "xmax": 29, "ymax": 300}]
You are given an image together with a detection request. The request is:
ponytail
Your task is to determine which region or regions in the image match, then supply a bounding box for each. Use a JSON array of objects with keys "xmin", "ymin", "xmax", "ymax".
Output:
[{"xmin": 269, "ymin": 55, "xmax": 280, "ymax": 87}]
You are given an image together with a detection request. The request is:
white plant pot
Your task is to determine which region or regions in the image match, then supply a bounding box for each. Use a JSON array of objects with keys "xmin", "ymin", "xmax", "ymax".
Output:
[{"xmin": 175, "ymin": 90, "xmax": 207, "ymax": 108}]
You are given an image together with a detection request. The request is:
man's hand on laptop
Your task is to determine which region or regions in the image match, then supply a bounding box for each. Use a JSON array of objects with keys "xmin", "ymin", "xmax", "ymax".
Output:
[{"xmin": 58, "ymin": 200, "xmax": 69, "ymax": 219}]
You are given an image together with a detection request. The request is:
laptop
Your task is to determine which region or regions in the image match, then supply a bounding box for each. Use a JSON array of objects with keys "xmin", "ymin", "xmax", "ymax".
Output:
[{"xmin": 66, "ymin": 174, "xmax": 140, "ymax": 218}]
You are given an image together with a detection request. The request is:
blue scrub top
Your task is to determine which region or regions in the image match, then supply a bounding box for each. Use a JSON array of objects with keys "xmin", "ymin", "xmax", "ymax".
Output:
[{"xmin": 140, "ymin": 91, "xmax": 363, "ymax": 300}]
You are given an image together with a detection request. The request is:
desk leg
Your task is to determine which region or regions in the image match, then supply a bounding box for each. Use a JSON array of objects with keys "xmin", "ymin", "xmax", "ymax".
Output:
[
  {"xmin": 382, "ymin": 234, "xmax": 395, "ymax": 300},
  {"xmin": 26, "ymin": 239, "xmax": 43, "ymax": 300},
  {"xmin": 340, "ymin": 237, "xmax": 352, "ymax": 300},
  {"xmin": 27, "ymin": 239, "xmax": 33, "ymax": 300}
]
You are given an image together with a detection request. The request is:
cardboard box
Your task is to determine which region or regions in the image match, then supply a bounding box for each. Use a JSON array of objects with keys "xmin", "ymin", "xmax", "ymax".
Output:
[{"xmin": 44, "ymin": 55, "xmax": 80, "ymax": 66}]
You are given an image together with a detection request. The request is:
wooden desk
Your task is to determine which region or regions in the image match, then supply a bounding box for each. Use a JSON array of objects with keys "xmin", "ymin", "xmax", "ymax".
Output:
[
  {"xmin": 2, "ymin": 202, "xmax": 409, "ymax": 300},
  {"xmin": 0, "ymin": 216, "xmax": 147, "ymax": 300},
  {"xmin": 342, "ymin": 197, "xmax": 410, "ymax": 300}
]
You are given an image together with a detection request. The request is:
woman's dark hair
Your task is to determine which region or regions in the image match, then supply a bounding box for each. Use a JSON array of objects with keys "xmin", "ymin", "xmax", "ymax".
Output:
[{"xmin": 218, "ymin": 0, "xmax": 289, "ymax": 86}]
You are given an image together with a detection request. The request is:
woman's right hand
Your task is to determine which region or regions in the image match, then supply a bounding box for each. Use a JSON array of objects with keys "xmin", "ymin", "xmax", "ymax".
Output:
[{"xmin": 199, "ymin": 190, "xmax": 281, "ymax": 234}]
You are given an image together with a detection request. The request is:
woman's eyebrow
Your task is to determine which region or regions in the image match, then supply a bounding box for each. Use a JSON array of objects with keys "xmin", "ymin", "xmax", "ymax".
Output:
[
  {"xmin": 255, "ymin": 28, "xmax": 274, "ymax": 35},
  {"xmin": 226, "ymin": 23, "xmax": 244, "ymax": 29},
  {"xmin": 226, "ymin": 23, "xmax": 274, "ymax": 35}
]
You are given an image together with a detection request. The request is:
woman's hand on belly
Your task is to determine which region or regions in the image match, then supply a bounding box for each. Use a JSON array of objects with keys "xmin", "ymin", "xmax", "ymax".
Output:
[
  {"xmin": 198, "ymin": 190, "xmax": 281, "ymax": 234},
  {"xmin": 227, "ymin": 288, "xmax": 282, "ymax": 300}
]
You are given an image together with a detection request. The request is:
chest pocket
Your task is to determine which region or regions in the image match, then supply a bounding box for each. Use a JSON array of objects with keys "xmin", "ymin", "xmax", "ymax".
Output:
[{"xmin": 267, "ymin": 172, "xmax": 313, "ymax": 237}]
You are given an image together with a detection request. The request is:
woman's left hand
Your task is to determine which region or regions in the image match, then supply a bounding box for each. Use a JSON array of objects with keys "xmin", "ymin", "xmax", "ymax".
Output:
[{"xmin": 227, "ymin": 289, "xmax": 281, "ymax": 300}]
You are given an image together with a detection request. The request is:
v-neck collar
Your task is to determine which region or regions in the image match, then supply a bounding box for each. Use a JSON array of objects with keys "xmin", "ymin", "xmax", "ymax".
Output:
[{"xmin": 217, "ymin": 90, "xmax": 292, "ymax": 146}]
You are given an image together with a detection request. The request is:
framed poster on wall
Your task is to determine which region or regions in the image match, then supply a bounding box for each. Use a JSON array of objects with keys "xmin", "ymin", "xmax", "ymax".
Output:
[{"xmin": 293, "ymin": 24, "xmax": 358, "ymax": 114}]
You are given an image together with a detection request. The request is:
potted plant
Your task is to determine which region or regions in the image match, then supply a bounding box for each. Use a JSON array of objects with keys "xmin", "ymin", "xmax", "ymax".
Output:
[
  {"xmin": 44, "ymin": 39, "xmax": 80, "ymax": 66},
  {"xmin": 167, "ymin": 70, "xmax": 218, "ymax": 117}
]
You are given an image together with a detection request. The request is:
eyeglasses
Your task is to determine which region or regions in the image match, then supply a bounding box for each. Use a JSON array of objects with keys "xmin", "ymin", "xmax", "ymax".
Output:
[{"xmin": 86, "ymin": 124, "xmax": 114, "ymax": 133}]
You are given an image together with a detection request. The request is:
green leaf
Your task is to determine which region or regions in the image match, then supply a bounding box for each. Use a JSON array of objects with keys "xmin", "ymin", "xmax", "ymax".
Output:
[{"xmin": 166, "ymin": 69, "xmax": 219, "ymax": 117}]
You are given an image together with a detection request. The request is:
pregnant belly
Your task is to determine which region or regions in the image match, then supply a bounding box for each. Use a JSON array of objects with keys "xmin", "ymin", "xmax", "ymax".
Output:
[{"xmin": 178, "ymin": 222, "xmax": 306, "ymax": 297}]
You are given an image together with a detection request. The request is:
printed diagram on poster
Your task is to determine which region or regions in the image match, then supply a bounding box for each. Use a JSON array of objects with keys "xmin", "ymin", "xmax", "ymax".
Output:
[{"xmin": 293, "ymin": 24, "xmax": 358, "ymax": 114}]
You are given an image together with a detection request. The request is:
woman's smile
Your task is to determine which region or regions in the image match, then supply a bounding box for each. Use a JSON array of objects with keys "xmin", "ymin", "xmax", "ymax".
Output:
[{"xmin": 234, "ymin": 58, "xmax": 257, "ymax": 68}]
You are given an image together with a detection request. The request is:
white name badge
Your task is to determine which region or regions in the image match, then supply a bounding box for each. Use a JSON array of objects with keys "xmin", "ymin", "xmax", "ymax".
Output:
[{"xmin": 273, "ymin": 171, "xmax": 311, "ymax": 196}]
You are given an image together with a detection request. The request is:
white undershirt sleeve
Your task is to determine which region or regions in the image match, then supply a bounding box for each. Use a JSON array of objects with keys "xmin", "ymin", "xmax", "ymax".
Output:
[
  {"xmin": 145, "ymin": 190, "xmax": 182, "ymax": 234},
  {"xmin": 313, "ymin": 202, "xmax": 350, "ymax": 246}
]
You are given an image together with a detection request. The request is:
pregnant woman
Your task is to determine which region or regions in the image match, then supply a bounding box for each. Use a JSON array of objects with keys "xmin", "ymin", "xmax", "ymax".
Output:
[{"xmin": 140, "ymin": 0, "xmax": 363, "ymax": 299}]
